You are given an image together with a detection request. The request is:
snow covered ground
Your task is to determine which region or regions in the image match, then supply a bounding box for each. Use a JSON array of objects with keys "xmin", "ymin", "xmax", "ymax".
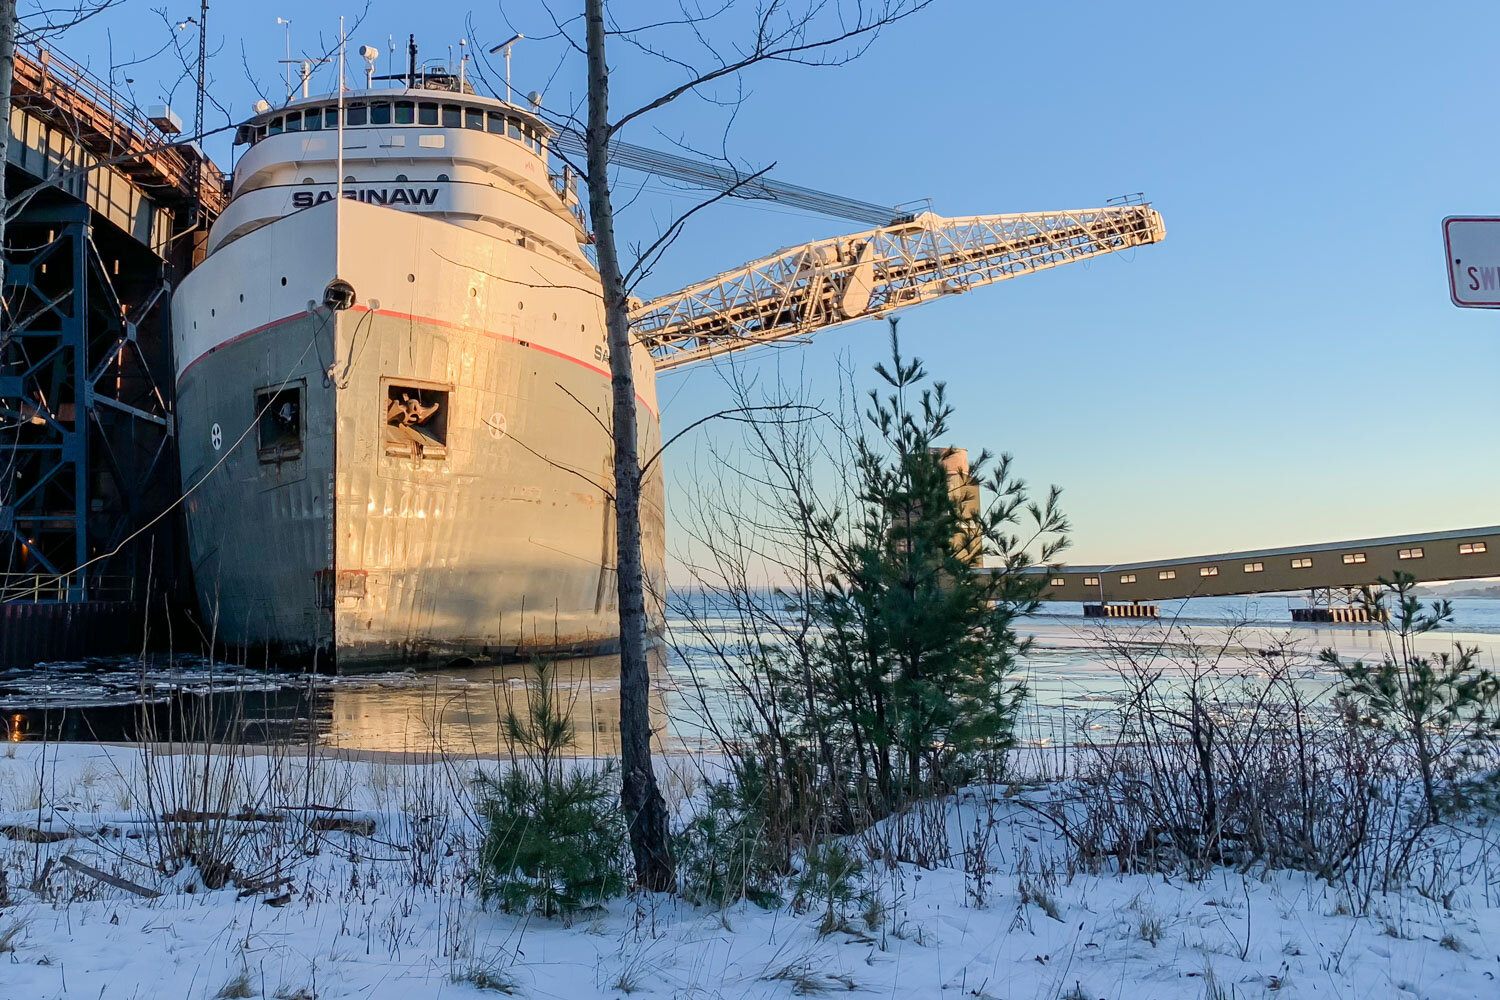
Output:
[{"xmin": 2, "ymin": 741, "xmax": 1498, "ymax": 1000}]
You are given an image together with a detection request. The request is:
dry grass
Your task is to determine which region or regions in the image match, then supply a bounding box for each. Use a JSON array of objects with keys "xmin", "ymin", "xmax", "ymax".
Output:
[
  {"xmin": 213, "ymin": 968, "xmax": 254, "ymax": 999},
  {"xmin": 763, "ymin": 960, "xmax": 858, "ymax": 995},
  {"xmin": 450, "ymin": 961, "xmax": 516, "ymax": 994},
  {"xmin": 0, "ymin": 917, "xmax": 27, "ymax": 952}
]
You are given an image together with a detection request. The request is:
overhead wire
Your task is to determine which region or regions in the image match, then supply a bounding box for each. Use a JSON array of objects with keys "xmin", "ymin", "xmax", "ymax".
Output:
[
  {"xmin": 547, "ymin": 128, "xmax": 902, "ymax": 227},
  {"xmin": 27, "ymin": 310, "xmax": 335, "ymax": 587}
]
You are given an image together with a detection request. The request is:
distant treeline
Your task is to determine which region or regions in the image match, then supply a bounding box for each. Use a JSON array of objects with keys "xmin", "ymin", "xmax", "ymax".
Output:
[{"xmin": 1418, "ymin": 581, "xmax": 1500, "ymax": 599}]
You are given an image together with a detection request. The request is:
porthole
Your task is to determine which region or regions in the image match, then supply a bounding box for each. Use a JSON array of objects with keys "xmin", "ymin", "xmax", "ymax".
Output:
[
  {"xmin": 302, "ymin": 177, "xmax": 314, "ymax": 184},
  {"xmin": 210, "ymin": 308, "xmax": 215, "ymax": 317},
  {"xmin": 395, "ymin": 173, "xmax": 408, "ymax": 182},
  {"xmin": 469, "ymin": 287, "xmax": 477, "ymax": 297},
  {"xmin": 239, "ymin": 293, "xmax": 244, "ymax": 302},
  {"xmin": 281, "ymin": 277, "xmax": 288, "ymax": 286},
  {"xmin": 552, "ymin": 312, "xmax": 558, "ymax": 320},
  {"xmin": 407, "ymin": 273, "xmax": 416, "ymax": 282},
  {"xmin": 517, "ymin": 301, "xmax": 524, "ymax": 310},
  {"xmin": 437, "ymin": 173, "xmax": 449, "ymax": 181},
  {"xmin": 344, "ymin": 175, "xmax": 355, "ymax": 184}
]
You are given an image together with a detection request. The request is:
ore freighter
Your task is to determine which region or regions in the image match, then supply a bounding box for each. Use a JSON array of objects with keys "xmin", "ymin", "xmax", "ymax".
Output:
[{"xmin": 171, "ymin": 54, "xmax": 663, "ymax": 673}]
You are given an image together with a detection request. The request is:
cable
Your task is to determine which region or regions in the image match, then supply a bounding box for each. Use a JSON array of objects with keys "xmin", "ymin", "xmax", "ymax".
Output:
[
  {"xmin": 548, "ymin": 129, "xmax": 901, "ymax": 227},
  {"xmin": 37, "ymin": 309, "xmax": 334, "ymax": 586}
]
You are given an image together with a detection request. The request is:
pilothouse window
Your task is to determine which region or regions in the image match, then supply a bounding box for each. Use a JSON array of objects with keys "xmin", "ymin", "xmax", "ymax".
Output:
[
  {"xmin": 346, "ymin": 103, "xmax": 367, "ymax": 126},
  {"xmin": 442, "ymin": 105, "xmax": 461, "ymax": 128},
  {"xmin": 418, "ymin": 102, "xmax": 438, "ymax": 125},
  {"xmin": 487, "ymin": 111, "xmax": 505, "ymax": 134},
  {"xmin": 466, "ymin": 107, "xmax": 484, "ymax": 130},
  {"xmin": 370, "ymin": 103, "xmax": 391, "ymax": 125},
  {"xmin": 395, "ymin": 101, "xmax": 414, "ymax": 124}
]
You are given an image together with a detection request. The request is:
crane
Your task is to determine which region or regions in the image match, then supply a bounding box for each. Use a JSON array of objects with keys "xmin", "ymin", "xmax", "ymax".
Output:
[
  {"xmin": 550, "ymin": 132, "xmax": 1166, "ymax": 371},
  {"xmin": 631, "ymin": 204, "xmax": 1165, "ymax": 371}
]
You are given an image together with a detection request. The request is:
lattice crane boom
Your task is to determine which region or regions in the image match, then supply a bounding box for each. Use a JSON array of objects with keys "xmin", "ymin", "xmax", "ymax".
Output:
[{"xmin": 632, "ymin": 204, "xmax": 1165, "ymax": 372}]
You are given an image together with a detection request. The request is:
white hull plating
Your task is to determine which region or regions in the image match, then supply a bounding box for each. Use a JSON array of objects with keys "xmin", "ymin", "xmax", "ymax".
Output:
[{"xmin": 173, "ymin": 199, "xmax": 664, "ymax": 671}]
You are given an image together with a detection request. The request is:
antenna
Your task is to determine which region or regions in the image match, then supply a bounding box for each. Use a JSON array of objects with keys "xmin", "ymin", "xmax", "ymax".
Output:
[
  {"xmin": 458, "ymin": 39, "xmax": 468, "ymax": 92},
  {"xmin": 278, "ymin": 57, "xmax": 329, "ymax": 98},
  {"xmin": 407, "ymin": 34, "xmax": 417, "ymax": 88},
  {"xmin": 336, "ymin": 16, "xmax": 345, "ymax": 205},
  {"xmin": 488, "ymin": 33, "xmax": 523, "ymax": 103},
  {"xmin": 387, "ymin": 34, "xmax": 395, "ymax": 79},
  {"xmin": 359, "ymin": 44, "xmax": 379, "ymax": 88},
  {"xmin": 276, "ymin": 17, "xmax": 293, "ymax": 99}
]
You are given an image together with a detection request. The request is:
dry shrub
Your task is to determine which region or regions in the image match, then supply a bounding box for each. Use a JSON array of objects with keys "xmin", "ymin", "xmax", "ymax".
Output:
[{"xmin": 1026, "ymin": 623, "xmax": 1474, "ymax": 906}]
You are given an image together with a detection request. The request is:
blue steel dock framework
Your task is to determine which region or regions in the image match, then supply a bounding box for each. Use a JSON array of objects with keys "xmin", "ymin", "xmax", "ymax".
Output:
[{"xmin": 1, "ymin": 43, "xmax": 225, "ymax": 664}]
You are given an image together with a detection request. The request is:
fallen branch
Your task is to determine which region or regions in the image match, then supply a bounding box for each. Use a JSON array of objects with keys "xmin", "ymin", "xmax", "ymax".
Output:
[
  {"xmin": 57, "ymin": 855, "xmax": 161, "ymax": 899},
  {"xmin": 237, "ymin": 876, "xmax": 294, "ymax": 899},
  {"xmin": 310, "ymin": 816, "xmax": 376, "ymax": 836},
  {"xmin": 160, "ymin": 808, "xmax": 284, "ymax": 823},
  {"xmin": 280, "ymin": 804, "xmax": 358, "ymax": 813},
  {"xmin": 27, "ymin": 857, "xmax": 53, "ymax": 894},
  {"xmin": 1, "ymin": 825, "xmax": 70, "ymax": 844}
]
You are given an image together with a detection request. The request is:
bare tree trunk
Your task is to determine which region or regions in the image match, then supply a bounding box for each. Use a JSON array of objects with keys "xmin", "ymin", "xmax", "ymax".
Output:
[
  {"xmin": 583, "ymin": 0, "xmax": 672, "ymax": 892},
  {"xmin": 0, "ymin": 0, "xmax": 16, "ymax": 297}
]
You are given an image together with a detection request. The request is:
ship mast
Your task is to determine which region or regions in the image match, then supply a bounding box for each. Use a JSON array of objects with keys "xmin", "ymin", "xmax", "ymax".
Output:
[
  {"xmin": 333, "ymin": 15, "xmax": 346, "ymax": 288},
  {"xmin": 335, "ymin": 16, "xmax": 345, "ymax": 204}
]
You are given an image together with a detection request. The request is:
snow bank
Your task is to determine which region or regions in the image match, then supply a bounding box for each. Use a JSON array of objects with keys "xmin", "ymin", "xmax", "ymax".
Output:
[{"xmin": 1, "ymin": 742, "xmax": 1496, "ymax": 999}]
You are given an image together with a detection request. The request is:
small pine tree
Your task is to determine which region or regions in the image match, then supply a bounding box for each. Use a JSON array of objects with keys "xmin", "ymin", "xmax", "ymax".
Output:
[
  {"xmin": 792, "ymin": 840, "xmax": 866, "ymax": 935},
  {"xmin": 1322, "ymin": 572, "xmax": 1500, "ymax": 823},
  {"xmin": 475, "ymin": 661, "xmax": 626, "ymax": 918},
  {"xmin": 673, "ymin": 780, "xmax": 785, "ymax": 909},
  {"xmin": 813, "ymin": 319, "xmax": 1068, "ymax": 809}
]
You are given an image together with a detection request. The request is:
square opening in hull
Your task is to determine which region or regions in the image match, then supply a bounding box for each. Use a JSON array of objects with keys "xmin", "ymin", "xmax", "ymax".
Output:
[{"xmin": 383, "ymin": 381, "xmax": 449, "ymax": 460}]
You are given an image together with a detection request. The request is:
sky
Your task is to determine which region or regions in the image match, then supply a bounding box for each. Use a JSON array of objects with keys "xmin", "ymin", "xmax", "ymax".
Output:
[{"xmin": 47, "ymin": 0, "xmax": 1500, "ymax": 569}]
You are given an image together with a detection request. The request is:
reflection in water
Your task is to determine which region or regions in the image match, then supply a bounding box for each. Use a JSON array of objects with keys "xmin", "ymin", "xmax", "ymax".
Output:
[
  {"xmin": 0, "ymin": 651, "xmax": 672, "ymax": 756},
  {"xmin": 3, "ymin": 598, "xmax": 1498, "ymax": 751},
  {"xmin": 323, "ymin": 653, "xmax": 672, "ymax": 755}
]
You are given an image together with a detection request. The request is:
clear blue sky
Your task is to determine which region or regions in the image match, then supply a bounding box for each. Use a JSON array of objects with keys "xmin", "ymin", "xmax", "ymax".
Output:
[{"xmin": 54, "ymin": 0, "xmax": 1500, "ymax": 566}]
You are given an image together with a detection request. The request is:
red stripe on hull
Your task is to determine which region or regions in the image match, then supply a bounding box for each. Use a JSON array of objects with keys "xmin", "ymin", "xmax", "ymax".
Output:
[{"xmin": 177, "ymin": 306, "xmax": 658, "ymax": 416}]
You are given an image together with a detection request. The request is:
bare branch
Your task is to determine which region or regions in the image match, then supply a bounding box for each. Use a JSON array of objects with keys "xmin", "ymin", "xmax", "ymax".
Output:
[
  {"xmin": 610, "ymin": 0, "xmax": 935, "ymax": 137},
  {"xmin": 641, "ymin": 401, "xmax": 827, "ymax": 476}
]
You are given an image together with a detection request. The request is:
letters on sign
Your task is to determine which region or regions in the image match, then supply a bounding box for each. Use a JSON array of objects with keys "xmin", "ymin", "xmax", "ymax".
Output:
[{"xmin": 291, "ymin": 188, "xmax": 440, "ymax": 209}]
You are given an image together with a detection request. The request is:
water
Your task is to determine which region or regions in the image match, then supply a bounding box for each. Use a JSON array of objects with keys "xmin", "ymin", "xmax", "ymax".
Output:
[{"xmin": 4, "ymin": 595, "xmax": 1498, "ymax": 753}]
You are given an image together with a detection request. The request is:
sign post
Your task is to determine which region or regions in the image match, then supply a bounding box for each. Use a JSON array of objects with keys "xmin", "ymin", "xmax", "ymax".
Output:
[{"xmin": 1443, "ymin": 217, "xmax": 1500, "ymax": 308}]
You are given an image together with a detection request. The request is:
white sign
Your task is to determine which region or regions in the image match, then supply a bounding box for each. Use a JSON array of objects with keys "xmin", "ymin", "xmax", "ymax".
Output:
[{"xmin": 1443, "ymin": 217, "xmax": 1500, "ymax": 307}]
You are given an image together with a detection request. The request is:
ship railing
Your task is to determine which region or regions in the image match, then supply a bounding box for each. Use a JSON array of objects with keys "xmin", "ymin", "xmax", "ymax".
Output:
[{"xmin": 0, "ymin": 572, "xmax": 135, "ymax": 605}]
